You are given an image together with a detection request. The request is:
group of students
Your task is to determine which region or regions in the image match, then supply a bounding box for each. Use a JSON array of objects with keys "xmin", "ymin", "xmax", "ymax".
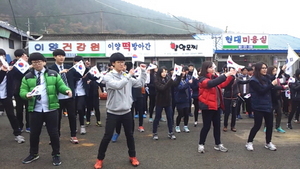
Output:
[
  {"xmin": 0, "ymin": 48, "xmax": 103, "ymax": 166},
  {"xmin": 1, "ymin": 48, "xmax": 300, "ymax": 168}
]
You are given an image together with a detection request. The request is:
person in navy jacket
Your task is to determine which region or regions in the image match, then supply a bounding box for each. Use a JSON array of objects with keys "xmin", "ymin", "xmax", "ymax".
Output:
[{"xmin": 245, "ymin": 62, "xmax": 285, "ymax": 151}]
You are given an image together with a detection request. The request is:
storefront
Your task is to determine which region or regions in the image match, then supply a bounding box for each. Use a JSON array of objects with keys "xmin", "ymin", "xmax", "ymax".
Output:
[{"xmin": 28, "ymin": 34, "xmax": 214, "ymax": 70}]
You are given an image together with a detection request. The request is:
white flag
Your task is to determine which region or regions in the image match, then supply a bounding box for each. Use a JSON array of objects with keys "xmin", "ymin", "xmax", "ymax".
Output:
[
  {"xmin": 134, "ymin": 67, "xmax": 141, "ymax": 76},
  {"xmin": 132, "ymin": 54, "xmax": 145, "ymax": 64},
  {"xmin": 89, "ymin": 66, "xmax": 101, "ymax": 78},
  {"xmin": 73, "ymin": 60, "xmax": 86, "ymax": 76},
  {"xmin": 0, "ymin": 56, "xmax": 10, "ymax": 70},
  {"xmin": 172, "ymin": 64, "xmax": 182, "ymax": 80},
  {"xmin": 227, "ymin": 56, "xmax": 244, "ymax": 70},
  {"xmin": 147, "ymin": 63, "xmax": 157, "ymax": 70},
  {"xmin": 29, "ymin": 85, "xmax": 42, "ymax": 96},
  {"xmin": 285, "ymin": 45, "xmax": 300, "ymax": 76},
  {"xmin": 14, "ymin": 58, "xmax": 29, "ymax": 74},
  {"xmin": 192, "ymin": 68, "xmax": 198, "ymax": 79}
]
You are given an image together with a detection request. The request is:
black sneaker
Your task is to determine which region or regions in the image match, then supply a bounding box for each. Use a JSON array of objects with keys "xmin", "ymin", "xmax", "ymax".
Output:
[
  {"xmin": 287, "ymin": 123, "xmax": 293, "ymax": 129},
  {"xmin": 52, "ymin": 155, "xmax": 61, "ymax": 166},
  {"xmin": 22, "ymin": 154, "xmax": 39, "ymax": 164}
]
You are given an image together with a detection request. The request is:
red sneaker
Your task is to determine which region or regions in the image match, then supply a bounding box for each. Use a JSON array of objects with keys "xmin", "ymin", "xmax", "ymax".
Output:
[
  {"xmin": 138, "ymin": 126, "xmax": 145, "ymax": 132},
  {"xmin": 94, "ymin": 159, "xmax": 103, "ymax": 169},
  {"xmin": 129, "ymin": 157, "xmax": 139, "ymax": 166}
]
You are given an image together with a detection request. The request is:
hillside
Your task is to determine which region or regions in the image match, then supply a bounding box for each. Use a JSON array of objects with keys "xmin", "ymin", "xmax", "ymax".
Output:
[{"xmin": 0, "ymin": 0, "xmax": 223, "ymax": 35}]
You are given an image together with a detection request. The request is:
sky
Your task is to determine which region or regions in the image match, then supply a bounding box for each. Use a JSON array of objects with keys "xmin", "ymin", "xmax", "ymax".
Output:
[{"xmin": 123, "ymin": 0, "xmax": 300, "ymax": 38}]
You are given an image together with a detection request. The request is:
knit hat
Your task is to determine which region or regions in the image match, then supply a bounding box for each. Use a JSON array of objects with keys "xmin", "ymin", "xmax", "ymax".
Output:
[
  {"xmin": 0, "ymin": 49, "xmax": 6, "ymax": 56},
  {"xmin": 28, "ymin": 52, "xmax": 46, "ymax": 63},
  {"xmin": 14, "ymin": 49, "xmax": 26, "ymax": 57},
  {"xmin": 53, "ymin": 49, "xmax": 66, "ymax": 56},
  {"xmin": 110, "ymin": 52, "xmax": 125, "ymax": 64}
]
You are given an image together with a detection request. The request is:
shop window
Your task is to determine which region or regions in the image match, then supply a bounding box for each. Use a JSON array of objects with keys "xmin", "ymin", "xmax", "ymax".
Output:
[{"xmin": 8, "ymin": 39, "xmax": 14, "ymax": 49}]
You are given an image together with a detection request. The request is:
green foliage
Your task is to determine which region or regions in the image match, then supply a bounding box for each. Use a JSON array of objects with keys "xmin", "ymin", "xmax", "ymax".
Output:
[{"xmin": 0, "ymin": 0, "xmax": 223, "ymax": 34}]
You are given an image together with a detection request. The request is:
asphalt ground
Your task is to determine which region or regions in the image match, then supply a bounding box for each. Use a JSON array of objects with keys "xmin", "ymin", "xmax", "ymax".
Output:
[{"xmin": 1, "ymin": 100, "xmax": 300, "ymax": 169}]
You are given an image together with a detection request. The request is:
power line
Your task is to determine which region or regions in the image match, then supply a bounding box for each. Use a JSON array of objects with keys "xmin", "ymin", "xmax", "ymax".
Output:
[{"xmin": 8, "ymin": 0, "xmax": 20, "ymax": 35}]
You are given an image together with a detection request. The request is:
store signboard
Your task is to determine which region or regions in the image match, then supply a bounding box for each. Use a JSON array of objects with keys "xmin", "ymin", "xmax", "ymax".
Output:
[
  {"xmin": 105, "ymin": 40, "xmax": 155, "ymax": 57},
  {"xmin": 222, "ymin": 33, "xmax": 269, "ymax": 49},
  {"xmin": 29, "ymin": 41, "xmax": 106, "ymax": 57},
  {"xmin": 155, "ymin": 40, "xmax": 213, "ymax": 57}
]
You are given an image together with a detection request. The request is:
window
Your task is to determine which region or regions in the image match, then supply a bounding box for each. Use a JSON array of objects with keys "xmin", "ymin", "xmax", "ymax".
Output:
[{"xmin": 8, "ymin": 39, "xmax": 14, "ymax": 49}]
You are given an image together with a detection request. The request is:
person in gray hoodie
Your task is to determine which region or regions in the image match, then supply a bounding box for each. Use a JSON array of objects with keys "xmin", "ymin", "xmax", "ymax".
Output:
[{"xmin": 94, "ymin": 52, "xmax": 146, "ymax": 169}]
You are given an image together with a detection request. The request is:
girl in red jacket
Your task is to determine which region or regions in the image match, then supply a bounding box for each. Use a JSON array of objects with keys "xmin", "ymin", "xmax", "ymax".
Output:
[{"xmin": 197, "ymin": 61, "xmax": 236, "ymax": 153}]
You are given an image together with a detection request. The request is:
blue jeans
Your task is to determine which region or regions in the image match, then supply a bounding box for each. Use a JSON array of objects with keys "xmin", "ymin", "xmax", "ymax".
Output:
[{"xmin": 153, "ymin": 105, "xmax": 173, "ymax": 134}]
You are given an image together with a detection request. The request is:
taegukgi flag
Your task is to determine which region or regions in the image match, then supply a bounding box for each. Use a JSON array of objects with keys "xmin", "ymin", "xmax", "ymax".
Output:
[
  {"xmin": 285, "ymin": 45, "xmax": 300, "ymax": 76},
  {"xmin": 14, "ymin": 58, "xmax": 29, "ymax": 74},
  {"xmin": 147, "ymin": 63, "xmax": 157, "ymax": 70},
  {"xmin": 89, "ymin": 66, "xmax": 101, "ymax": 78},
  {"xmin": 227, "ymin": 55, "xmax": 244, "ymax": 70},
  {"xmin": 172, "ymin": 64, "xmax": 182, "ymax": 80},
  {"xmin": 73, "ymin": 60, "xmax": 86, "ymax": 76},
  {"xmin": 132, "ymin": 54, "xmax": 145, "ymax": 64}
]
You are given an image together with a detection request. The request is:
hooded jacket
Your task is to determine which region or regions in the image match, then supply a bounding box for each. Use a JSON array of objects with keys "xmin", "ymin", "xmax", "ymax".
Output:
[{"xmin": 104, "ymin": 69, "xmax": 146, "ymax": 115}]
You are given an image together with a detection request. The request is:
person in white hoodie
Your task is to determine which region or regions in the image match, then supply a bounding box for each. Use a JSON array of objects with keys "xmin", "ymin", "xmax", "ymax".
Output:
[{"xmin": 94, "ymin": 52, "xmax": 146, "ymax": 169}]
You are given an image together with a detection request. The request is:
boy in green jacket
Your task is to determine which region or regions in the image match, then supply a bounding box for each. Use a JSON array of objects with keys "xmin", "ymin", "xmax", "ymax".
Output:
[{"xmin": 20, "ymin": 52, "xmax": 72, "ymax": 166}]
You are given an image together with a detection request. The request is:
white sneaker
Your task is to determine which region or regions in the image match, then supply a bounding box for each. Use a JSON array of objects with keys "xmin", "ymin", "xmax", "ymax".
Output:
[
  {"xmin": 183, "ymin": 126, "xmax": 190, "ymax": 133},
  {"xmin": 245, "ymin": 142, "xmax": 254, "ymax": 151},
  {"xmin": 80, "ymin": 125, "xmax": 86, "ymax": 135},
  {"xmin": 91, "ymin": 111, "xmax": 95, "ymax": 116},
  {"xmin": 214, "ymin": 144, "xmax": 228, "ymax": 152},
  {"xmin": 198, "ymin": 144, "xmax": 205, "ymax": 153},
  {"xmin": 265, "ymin": 142, "xmax": 276, "ymax": 151},
  {"xmin": 0, "ymin": 111, "xmax": 4, "ymax": 116},
  {"xmin": 175, "ymin": 126, "xmax": 181, "ymax": 133},
  {"xmin": 15, "ymin": 135, "xmax": 25, "ymax": 144},
  {"xmin": 152, "ymin": 134, "xmax": 158, "ymax": 140},
  {"xmin": 194, "ymin": 121, "xmax": 198, "ymax": 127}
]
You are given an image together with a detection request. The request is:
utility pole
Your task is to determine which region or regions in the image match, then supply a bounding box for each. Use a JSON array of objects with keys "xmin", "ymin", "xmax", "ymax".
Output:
[
  {"xmin": 100, "ymin": 10, "xmax": 103, "ymax": 33},
  {"xmin": 24, "ymin": 18, "xmax": 32, "ymax": 49}
]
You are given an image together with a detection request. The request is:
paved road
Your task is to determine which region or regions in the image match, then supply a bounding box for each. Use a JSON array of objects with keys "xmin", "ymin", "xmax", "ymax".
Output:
[{"xmin": 0, "ymin": 100, "xmax": 300, "ymax": 169}]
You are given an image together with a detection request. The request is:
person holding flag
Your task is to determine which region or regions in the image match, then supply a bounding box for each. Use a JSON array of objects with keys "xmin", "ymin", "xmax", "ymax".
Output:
[
  {"xmin": 198, "ymin": 61, "xmax": 236, "ymax": 153},
  {"xmin": 94, "ymin": 52, "xmax": 146, "ymax": 169},
  {"xmin": 0, "ymin": 48, "xmax": 25, "ymax": 144},
  {"xmin": 49, "ymin": 49, "xmax": 81, "ymax": 144},
  {"xmin": 86, "ymin": 65, "xmax": 103, "ymax": 127},
  {"xmin": 20, "ymin": 52, "xmax": 72, "ymax": 166},
  {"xmin": 9, "ymin": 49, "xmax": 31, "ymax": 133}
]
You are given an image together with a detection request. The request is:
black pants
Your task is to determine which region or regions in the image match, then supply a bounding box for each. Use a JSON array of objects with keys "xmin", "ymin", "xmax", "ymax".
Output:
[
  {"xmin": 199, "ymin": 109, "xmax": 221, "ymax": 145},
  {"xmin": 148, "ymin": 94, "xmax": 156, "ymax": 118},
  {"xmin": 193, "ymin": 98, "xmax": 199, "ymax": 122},
  {"xmin": 58, "ymin": 98, "xmax": 77, "ymax": 137},
  {"xmin": 273, "ymin": 99, "xmax": 283, "ymax": 128},
  {"xmin": 75, "ymin": 96, "xmax": 86, "ymax": 126},
  {"xmin": 223, "ymin": 99, "xmax": 237, "ymax": 128},
  {"xmin": 288, "ymin": 100, "xmax": 300, "ymax": 123},
  {"xmin": 134, "ymin": 97, "xmax": 144, "ymax": 127},
  {"xmin": 86, "ymin": 95, "xmax": 101, "ymax": 122},
  {"xmin": 115, "ymin": 104, "xmax": 135, "ymax": 135},
  {"xmin": 97, "ymin": 112, "xmax": 136, "ymax": 160},
  {"xmin": 176, "ymin": 107, "xmax": 189, "ymax": 126},
  {"xmin": 14, "ymin": 95, "xmax": 29, "ymax": 129},
  {"xmin": 281, "ymin": 92, "xmax": 290, "ymax": 113},
  {"xmin": 247, "ymin": 111, "xmax": 273, "ymax": 144},
  {"xmin": 1, "ymin": 98, "xmax": 21, "ymax": 136},
  {"xmin": 29, "ymin": 110, "xmax": 60, "ymax": 156}
]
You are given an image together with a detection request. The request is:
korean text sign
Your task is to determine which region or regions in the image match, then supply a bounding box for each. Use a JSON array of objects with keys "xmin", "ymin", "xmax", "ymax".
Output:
[
  {"xmin": 155, "ymin": 40, "xmax": 213, "ymax": 57},
  {"xmin": 105, "ymin": 40, "xmax": 155, "ymax": 57},
  {"xmin": 222, "ymin": 33, "xmax": 269, "ymax": 49}
]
